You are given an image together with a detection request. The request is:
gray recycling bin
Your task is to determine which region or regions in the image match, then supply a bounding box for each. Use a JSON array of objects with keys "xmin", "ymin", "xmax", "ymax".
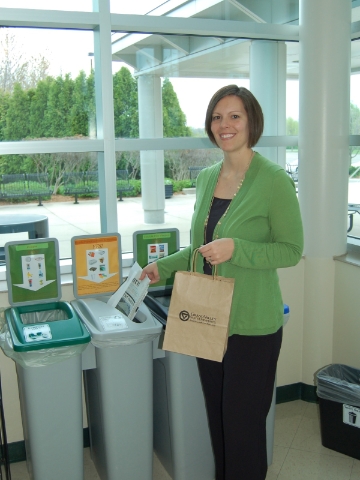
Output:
[
  {"xmin": 153, "ymin": 349, "xmax": 215, "ymax": 480},
  {"xmin": 0, "ymin": 238, "xmax": 90, "ymax": 480},
  {"xmin": 148, "ymin": 294, "xmax": 290, "ymax": 476},
  {"xmin": 148, "ymin": 292, "xmax": 214, "ymax": 480},
  {"xmin": 71, "ymin": 297, "xmax": 162, "ymax": 480}
]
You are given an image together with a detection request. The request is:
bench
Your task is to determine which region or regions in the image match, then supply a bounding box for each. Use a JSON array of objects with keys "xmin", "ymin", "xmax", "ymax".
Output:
[
  {"xmin": 0, "ymin": 173, "xmax": 52, "ymax": 206},
  {"xmin": 188, "ymin": 166, "xmax": 205, "ymax": 187},
  {"xmin": 63, "ymin": 172, "xmax": 88, "ymax": 204},
  {"xmin": 116, "ymin": 170, "xmax": 133, "ymax": 201},
  {"xmin": 63, "ymin": 170, "xmax": 133, "ymax": 203}
]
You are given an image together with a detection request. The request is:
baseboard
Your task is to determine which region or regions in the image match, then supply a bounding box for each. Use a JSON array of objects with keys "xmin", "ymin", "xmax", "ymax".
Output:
[
  {"xmin": 7, "ymin": 384, "xmax": 317, "ymax": 464},
  {"xmin": 276, "ymin": 382, "xmax": 318, "ymax": 404}
]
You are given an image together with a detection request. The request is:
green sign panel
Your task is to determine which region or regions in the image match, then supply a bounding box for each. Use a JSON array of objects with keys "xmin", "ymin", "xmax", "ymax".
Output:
[
  {"xmin": 133, "ymin": 229, "xmax": 180, "ymax": 290},
  {"xmin": 6, "ymin": 239, "xmax": 61, "ymax": 306}
]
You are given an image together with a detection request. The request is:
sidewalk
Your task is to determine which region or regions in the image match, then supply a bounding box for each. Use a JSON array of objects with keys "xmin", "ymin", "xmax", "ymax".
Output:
[{"xmin": 0, "ymin": 194, "xmax": 196, "ymax": 259}]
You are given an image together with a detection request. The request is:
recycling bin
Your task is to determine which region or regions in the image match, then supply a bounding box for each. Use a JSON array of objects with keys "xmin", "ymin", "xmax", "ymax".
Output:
[
  {"xmin": 0, "ymin": 238, "xmax": 90, "ymax": 480},
  {"xmin": 71, "ymin": 297, "xmax": 162, "ymax": 480},
  {"xmin": 317, "ymin": 364, "xmax": 360, "ymax": 459},
  {"xmin": 145, "ymin": 292, "xmax": 214, "ymax": 480},
  {"xmin": 146, "ymin": 294, "xmax": 290, "ymax": 476}
]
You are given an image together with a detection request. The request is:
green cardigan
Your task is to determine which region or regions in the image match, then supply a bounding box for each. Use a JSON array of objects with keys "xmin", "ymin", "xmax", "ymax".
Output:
[{"xmin": 157, "ymin": 152, "xmax": 304, "ymax": 336}]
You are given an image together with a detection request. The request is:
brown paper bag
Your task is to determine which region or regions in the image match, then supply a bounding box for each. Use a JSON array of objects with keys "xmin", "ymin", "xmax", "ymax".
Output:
[{"xmin": 163, "ymin": 249, "xmax": 235, "ymax": 362}]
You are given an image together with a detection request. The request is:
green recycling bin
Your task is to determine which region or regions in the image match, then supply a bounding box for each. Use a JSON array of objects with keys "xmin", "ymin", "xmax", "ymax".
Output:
[{"xmin": 0, "ymin": 238, "xmax": 90, "ymax": 480}]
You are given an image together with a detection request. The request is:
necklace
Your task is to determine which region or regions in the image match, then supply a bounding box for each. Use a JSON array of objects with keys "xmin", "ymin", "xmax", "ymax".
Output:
[{"xmin": 203, "ymin": 150, "xmax": 254, "ymax": 246}]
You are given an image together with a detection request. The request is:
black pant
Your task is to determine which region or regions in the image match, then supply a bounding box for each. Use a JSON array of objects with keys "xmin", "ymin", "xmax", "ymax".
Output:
[{"xmin": 197, "ymin": 327, "xmax": 283, "ymax": 480}]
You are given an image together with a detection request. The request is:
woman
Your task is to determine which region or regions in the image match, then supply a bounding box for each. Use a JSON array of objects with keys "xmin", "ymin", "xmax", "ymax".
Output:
[{"xmin": 140, "ymin": 85, "xmax": 303, "ymax": 479}]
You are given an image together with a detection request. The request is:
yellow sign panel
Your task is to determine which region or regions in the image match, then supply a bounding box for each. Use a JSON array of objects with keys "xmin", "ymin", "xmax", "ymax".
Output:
[{"xmin": 73, "ymin": 235, "xmax": 121, "ymax": 297}]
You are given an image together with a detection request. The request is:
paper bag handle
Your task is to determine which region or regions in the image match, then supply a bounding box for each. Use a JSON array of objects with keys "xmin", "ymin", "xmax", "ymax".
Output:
[{"xmin": 191, "ymin": 248, "xmax": 218, "ymax": 277}]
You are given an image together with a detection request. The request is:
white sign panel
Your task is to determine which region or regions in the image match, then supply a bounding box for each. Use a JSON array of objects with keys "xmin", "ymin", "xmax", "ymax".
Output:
[
  {"xmin": 99, "ymin": 315, "xmax": 129, "ymax": 332},
  {"xmin": 23, "ymin": 324, "xmax": 52, "ymax": 343},
  {"xmin": 343, "ymin": 404, "xmax": 360, "ymax": 428}
]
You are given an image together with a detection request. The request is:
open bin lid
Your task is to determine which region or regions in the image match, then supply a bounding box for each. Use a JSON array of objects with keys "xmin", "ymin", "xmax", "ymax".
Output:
[
  {"xmin": 71, "ymin": 233, "xmax": 122, "ymax": 300},
  {"xmin": 5, "ymin": 302, "xmax": 91, "ymax": 352},
  {"xmin": 5, "ymin": 238, "xmax": 61, "ymax": 307},
  {"xmin": 72, "ymin": 298, "xmax": 162, "ymax": 347}
]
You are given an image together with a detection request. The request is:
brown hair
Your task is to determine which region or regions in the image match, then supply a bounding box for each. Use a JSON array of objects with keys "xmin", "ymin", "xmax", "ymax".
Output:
[{"xmin": 205, "ymin": 85, "xmax": 264, "ymax": 148}]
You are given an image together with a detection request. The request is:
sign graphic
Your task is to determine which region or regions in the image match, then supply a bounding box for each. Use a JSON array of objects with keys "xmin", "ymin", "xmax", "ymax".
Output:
[
  {"xmin": 14, "ymin": 254, "xmax": 55, "ymax": 291},
  {"xmin": 79, "ymin": 247, "xmax": 116, "ymax": 283},
  {"xmin": 147, "ymin": 243, "xmax": 168, "ymax": 263},
  {"xmin": 343, "ymin": 404, "xmax": 360, "ymax": 428}
]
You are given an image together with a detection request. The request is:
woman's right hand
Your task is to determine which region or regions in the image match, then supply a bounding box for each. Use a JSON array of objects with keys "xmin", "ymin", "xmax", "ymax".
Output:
[{"xmin": 139, "ymin": 262, "xmax": 160, "ymax": 284}]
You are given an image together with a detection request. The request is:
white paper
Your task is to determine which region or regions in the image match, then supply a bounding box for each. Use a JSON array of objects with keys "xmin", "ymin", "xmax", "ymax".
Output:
[{"xmin": 107, "ymin": 262, "xmax": 150, "ymax": 320}]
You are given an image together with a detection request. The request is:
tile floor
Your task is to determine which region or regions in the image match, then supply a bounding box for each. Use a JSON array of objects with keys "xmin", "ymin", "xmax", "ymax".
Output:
[{"xmin": 8, "ymin": 400, "xmax": 360, "ymax": 480}]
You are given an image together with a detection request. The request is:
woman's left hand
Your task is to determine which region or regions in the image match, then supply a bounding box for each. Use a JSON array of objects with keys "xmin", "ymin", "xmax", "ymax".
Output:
[{"xmin": 198, "ymin": 238, "xmax": 235, "ymax": 265}]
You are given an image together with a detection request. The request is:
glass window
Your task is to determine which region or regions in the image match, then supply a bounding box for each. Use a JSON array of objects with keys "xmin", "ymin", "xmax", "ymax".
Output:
[
  {"xmin": 348, "ymin": 72, "xmax": 360, "ymax": 238},
  {"xmin": 0, "ymin": 28, "xmax": 95, "ymax": 142},
  {"xmin": 0, "ymin": 152, "xmax": 101, "ymax": 260},
  {"xmin": 348, "ymin": 154, "xmax": 360, "ymax": 237},
  {"xmin": 0, "ymin": 0, "xmax": 91, "ymax": 11}
]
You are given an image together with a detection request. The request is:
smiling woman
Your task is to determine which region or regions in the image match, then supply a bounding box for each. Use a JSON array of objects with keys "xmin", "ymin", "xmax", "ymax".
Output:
[{"xmin": 141, "ymin": 84, "xmax": 304, "ymax": 480}]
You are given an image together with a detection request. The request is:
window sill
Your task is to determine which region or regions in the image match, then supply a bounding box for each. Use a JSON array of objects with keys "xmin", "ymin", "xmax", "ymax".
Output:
[{"xmin": 334, "ymin": 240, "xmax": 360, "ymax": 267}]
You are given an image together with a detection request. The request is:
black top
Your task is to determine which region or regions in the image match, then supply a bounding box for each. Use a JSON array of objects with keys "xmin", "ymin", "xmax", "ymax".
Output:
[{"xmin": 203, "ymin": 197, "xmax": 231, "ymax": 275}]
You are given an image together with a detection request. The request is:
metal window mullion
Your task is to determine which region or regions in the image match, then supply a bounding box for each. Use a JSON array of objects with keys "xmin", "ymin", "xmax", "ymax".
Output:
[{"xmin": 93, "ymin": 0, "xmax": 118, "ymax": 233}]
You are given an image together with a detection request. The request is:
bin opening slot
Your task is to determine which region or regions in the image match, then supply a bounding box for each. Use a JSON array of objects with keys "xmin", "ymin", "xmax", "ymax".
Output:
[
  {"xmin": 133, "ymin": 310, "xmax": 147, "ymax": 323},
  {"xmin": 20, "ymin": 309, "xmax": 70, "ymax": 324}
]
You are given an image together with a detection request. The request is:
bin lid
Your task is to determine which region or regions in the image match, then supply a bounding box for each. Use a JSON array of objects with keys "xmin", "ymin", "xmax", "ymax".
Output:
[
  {"xmin": 72, "ymin": 297, "xmax": 162, "ymax": 346},
  {"xmin": 71, "ymin": 233, "xmax": 122, "ymax": 300},
  {"xmin": 5, "ymin": 301, "xmax": 91, "ymax": 352},
  {"xmin": 5, "ymin": 238, "xmax": 62, "ymax": 307}
]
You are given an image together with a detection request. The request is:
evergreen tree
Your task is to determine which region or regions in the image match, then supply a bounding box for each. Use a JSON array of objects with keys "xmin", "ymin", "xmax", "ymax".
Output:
[
  {"xmin": 286, "ymin": 117, "xmax": 299, "ymax": 136},
  {"xmin": 45, "ymin": 74, "xmax": 74, "ymax": 137},
  {"xmin": 0, "ymin": 90, "xmax": 10, "ymax": 141},
  {"xmin": 350, "ymin": 102, "xmax": 360, "ymax": 166},
  {"xmin": 162, "ymin": 78, "xmax": 191, "ymax": 137},
  {"xmin": 86, "ymin": 70, "xmax": 96, "ymax": 137},
  {"xmin": 70, "ymin": 70, "xmax": 89, "ymax": 136},
  {"xmin": 4, "ymin": 82, "xmax": 31, "ymax": 140},
  {"xmin": 350, "ymin": 102, "xmax": 360, "ymax": 135},
  {"xmin": 29, "ymin": 76, "xmax": 54, "ymax": 138},
  {"xmin": 113, "ymin": 67, "xmax": 138, "ymax": 138}
]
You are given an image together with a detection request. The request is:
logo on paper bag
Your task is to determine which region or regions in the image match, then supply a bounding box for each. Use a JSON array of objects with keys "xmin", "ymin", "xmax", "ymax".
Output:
[
  {"xmin": 178, "ymin": 310, "xmax": 216, "ymax": 325},
  {"xmin": 179, "ymin": 310, "xmax": 190, "ymax": 321}
]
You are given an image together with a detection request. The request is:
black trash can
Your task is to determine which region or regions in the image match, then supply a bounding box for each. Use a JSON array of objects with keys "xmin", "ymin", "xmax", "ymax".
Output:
[{"xmin": 317, "ymin": 364, "xmax": 360, "ymax": 459}]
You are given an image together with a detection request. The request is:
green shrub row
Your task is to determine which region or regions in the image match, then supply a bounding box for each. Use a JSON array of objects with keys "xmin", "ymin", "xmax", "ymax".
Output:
[{"xmin": 0, "ymin": 178, "xmax": 195, "ymax": 203}]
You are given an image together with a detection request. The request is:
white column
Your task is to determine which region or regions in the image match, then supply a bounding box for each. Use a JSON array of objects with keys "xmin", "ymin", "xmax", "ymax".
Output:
[
  {"xmin": 93, "ymin": 0, "xmax": 118, "ymax": 232},
  {"xmin": 138, "ymin": 75, "xmax": 165, "ymax": 224},
  {"xmin": 250, "ymin": 41, "xmax": 287, "ymax": 168},
  {"xmin": 299, "ymin": 0, "xmax": 351, "ymax": 383}
]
